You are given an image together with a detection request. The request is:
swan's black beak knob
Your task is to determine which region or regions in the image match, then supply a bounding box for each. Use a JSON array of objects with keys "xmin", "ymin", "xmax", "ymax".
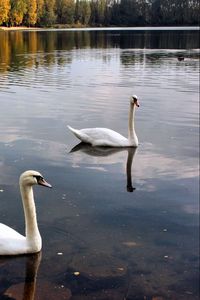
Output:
[{"xmin": 38, "ymin": 177, "xmax": 52, "ymax": 188}]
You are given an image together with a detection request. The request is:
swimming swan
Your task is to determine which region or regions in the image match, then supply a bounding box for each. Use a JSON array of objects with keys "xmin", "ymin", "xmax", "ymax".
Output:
[
  {"xmin": 68, "ymin": 95, "xmax": 140, "ymax": 147},
  {"xmin": 0, "ymin": 170, "xmax": 52, "ymax": 255}
]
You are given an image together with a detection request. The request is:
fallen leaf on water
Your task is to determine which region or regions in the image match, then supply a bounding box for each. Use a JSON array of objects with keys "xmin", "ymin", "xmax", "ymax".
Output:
[
  {"xmin": 73, "ymin": 272, "xmax": 80, "ymax": 276},
  {"xmin": 122, "ymin": 241, "xmax": 138, "ymax": 247}
]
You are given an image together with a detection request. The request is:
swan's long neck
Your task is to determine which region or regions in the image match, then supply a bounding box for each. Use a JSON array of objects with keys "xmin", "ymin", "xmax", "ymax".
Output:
[
  {"xmin": 128, "ymin": 103, "xmax": 138, "ymax": 146},
  {"xmin": 20, "ymin": 183, "xmax": 41, "ymax": 247}
]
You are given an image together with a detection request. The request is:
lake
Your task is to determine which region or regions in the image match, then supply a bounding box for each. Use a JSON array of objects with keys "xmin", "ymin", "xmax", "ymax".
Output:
[{"xmin": 0, "ymin": 28, "xmax": 199, "ymax": 300}]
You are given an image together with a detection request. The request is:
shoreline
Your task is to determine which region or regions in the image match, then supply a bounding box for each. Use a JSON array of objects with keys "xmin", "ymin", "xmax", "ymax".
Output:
[
  {"xmin": 0, "ymin": 26, "xmax": 199, "ymax": 32},
  {"xmin": 0, "ymin": 26, "xmax": 42, "ymax": 31}
]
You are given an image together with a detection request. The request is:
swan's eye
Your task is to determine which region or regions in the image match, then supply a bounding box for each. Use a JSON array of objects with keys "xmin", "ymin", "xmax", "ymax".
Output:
[{"xmin": 33, "ymin": 175, "xmax": 44, "ymax": 183}]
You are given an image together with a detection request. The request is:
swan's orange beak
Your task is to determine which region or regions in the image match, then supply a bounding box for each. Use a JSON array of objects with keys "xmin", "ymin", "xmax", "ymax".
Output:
[{"xmin": 38, "ymin": 178, "xmax": 52, "ymax": 188}]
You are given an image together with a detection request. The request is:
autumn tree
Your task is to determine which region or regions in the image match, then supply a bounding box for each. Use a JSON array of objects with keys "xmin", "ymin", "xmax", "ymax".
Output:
[
  {"xmin": 24, "ymin": 0, "xmax": 37, "ymax": 25},
  {"xmin": 9, "ymin": 0, "xmax": 27, "ymax": 25},
  {"xmin": 1, "ymin": 0, "xmax": 199, "ymax": 28},
  {"xmin": 0, "ymin": 0, "xmax": 11, "ymax": 25}
]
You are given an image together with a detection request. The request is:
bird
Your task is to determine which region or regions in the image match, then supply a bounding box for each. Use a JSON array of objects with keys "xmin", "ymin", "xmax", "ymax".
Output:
[
  {"xmin": 68, "ymin": 95, "xmax": 140, "ymax": 147},
  {"xmin": 0, "ymin": 170, "xmax": 52, "ymax": 255},
  {"xmin": 177, "ymin": 55, "xmax": 184, "ymax": 61}
]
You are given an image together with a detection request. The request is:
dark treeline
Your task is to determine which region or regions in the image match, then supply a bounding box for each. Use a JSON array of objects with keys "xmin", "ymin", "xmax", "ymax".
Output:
[{"xmin": 0, "ymin": 0, "xmax": 199, "ymax": 27}]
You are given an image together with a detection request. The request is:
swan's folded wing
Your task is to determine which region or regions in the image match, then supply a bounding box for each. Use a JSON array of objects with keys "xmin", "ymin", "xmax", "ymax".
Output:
[
  {"xmin": 0, "ymin": 223, "xmax": 25, "ymax": 240},
  {"xmin": 68, "ymin": 125, "xmax": 96, "ymax": 144},
  {"xmin": 81, "ymin": 128, "xmax": 128, "ymax": 146},
  {"xmin": 0, "ymin": 223, "xmax": 26, "ymax": 255},
  {"xmin": 68, "ymin": 126, "xmax": 129, "ymax": 146}
]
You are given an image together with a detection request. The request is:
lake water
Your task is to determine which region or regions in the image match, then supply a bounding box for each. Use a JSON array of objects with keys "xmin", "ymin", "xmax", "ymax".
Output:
[{"xmin": 0, "ymin": 28, "xmax": 199, "ymax": 300}]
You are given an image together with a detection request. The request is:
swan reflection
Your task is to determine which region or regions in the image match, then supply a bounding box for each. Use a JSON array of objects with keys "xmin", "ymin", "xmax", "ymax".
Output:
[
  {"xmin": 0, "ymin": 252, "xmax": 41, "ymax": 300},
  {"xmin": 70, "ymin": 143, "xmax": 137, "ymax": 192}
]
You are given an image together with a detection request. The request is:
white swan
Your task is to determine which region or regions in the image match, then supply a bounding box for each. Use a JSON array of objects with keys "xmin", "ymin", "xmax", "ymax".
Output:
[
  {"xmin": 0, "ymin": 170, "xmax": 52, "ymax": 255},
  {"xmin": 68, "ymin": 95, "xmax": 140, "ymax": 147}
]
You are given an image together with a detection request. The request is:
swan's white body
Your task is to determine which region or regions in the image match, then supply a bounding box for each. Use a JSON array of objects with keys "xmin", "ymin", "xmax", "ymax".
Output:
[
  {"xmin": 68, "ymin": 96, "xmax": 139, "ymax": 147},
  {"xmin": 0, "ymin": 170, "xmax": 52, "ymax": 255}
]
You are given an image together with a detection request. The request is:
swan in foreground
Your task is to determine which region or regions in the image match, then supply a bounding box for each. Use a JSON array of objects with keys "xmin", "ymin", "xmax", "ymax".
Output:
[
  {"xmin": 68, "ymin": 95, "xmax": 140, "ymax": 147},
  {"xmin": 0, "ymin": 170, "xmax": 52, "ymax": 255}
]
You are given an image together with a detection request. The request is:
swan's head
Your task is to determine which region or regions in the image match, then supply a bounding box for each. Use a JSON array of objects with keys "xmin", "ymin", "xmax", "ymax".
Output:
[
  {"xmin": 19, "ymin": 170, "xmax": 52, "ymax": 188},
  {"xmin": 130, "ymin": 95, "xmax": 140, "ymax": 107}
]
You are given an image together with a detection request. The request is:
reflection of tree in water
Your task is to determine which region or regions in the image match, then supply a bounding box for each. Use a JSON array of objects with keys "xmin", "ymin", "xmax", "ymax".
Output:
[
  {"xmin": 0, "ymin": 30, "xmax": 199, "ymax": 73},
  {"xmin": 120, "ymin": 49, "xmax": 200, "ymax": 67},
  {"xmin": 70, "ymin": 142, "xmax": 137, "ymax": 192}
]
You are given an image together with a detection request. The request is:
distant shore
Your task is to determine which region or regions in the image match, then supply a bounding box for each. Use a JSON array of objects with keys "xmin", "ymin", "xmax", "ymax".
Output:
[
  {"xmin": 1, "ymin": 25, "xmax": 199, "ymax": 32},
  {"xmin": 0, "ymin": 26, "xmax": 42, "ymax": 31}
]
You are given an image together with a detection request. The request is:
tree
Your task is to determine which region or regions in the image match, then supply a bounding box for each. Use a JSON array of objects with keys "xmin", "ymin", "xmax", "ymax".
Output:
[
  {"xmin": 40, "ymin": 0, "xmax": 56, "ymax": 26},
  {"xmin": 136, "ymin": 0, "xmax": 152, "ymax": 25},
  {"xmin": 90, "ymin": 0, "xmax": 98, "ymax": 25},
  {"xmin": 36, "ymin": 0, "xmax": 44, "ymax": 25},
  {"xmin": 188, "ymin": 0, "xmax": 199, "ymax": 25},
  {"xmin": 10, "ymin": 0, "xmax": 27, "ymax": 25},
  {"xmin": 97, "ymin": 0, "xmax": 107, "ymax": 25},
  {"xmin": 0, "ymin": 0, "xmax": 11, "ymax": 25},
  {"xmin": 56, "ymin": 0, "xmax": 75, "ymax": 24},
  {"xmin": 25, "ymin": 0, "xmax": 37, "ymax": 26},
  {"xmin": 74, "ymin": 0, "xmax": 91, "ymax": 25},
  {"xmin": 110, "ymin": 0, "xmax": 120, "ymax": 25},
  {"xmin": 80, "ymin": 0, "xmax": 91, "ymax": 25}
]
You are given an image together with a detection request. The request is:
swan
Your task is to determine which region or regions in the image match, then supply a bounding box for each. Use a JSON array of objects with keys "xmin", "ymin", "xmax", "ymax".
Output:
[
  {"xmin": 0, "ymin": 170, "xmax": 52, "ymax": 255},
  {"xmin": 68, "ymin": 95, "xmax": 140, "ymax": 147}
]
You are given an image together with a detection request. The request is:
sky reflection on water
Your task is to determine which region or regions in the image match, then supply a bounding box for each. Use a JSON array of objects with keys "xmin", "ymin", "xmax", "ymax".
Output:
[{"xmin": 0, "ymin": 29, "xmax": 199, "ymax": 299}]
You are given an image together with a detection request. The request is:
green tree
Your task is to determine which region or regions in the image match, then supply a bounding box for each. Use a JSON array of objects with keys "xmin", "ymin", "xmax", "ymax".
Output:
[
  {"xmin": 97, "ymin": 0, "xmax": 107, "ymax": 25},
  {"xmin": 0, "ymin": 0, "xmax": 11, "ymax": 25},
  {"xmin": 36, "ymin": 0, "xmax": 44, "ymax": 25},
  {"xmin": 56, "ymin": 0, "xmax": 75, "ymax": 24},
  {"xmin": 80, "ymin": 0, "xmax": 91, "ymax": 25},
  {"xmin": 75, "ymin": 0, "xmax": 91, "ymax": 25},
  {"xmin": 40, "ymin": 0, "xmax": 56, "ymax": 26}
]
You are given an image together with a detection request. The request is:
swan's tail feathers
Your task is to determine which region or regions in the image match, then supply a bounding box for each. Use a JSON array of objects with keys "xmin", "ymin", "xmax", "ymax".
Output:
[
  {"xmin": 67, "ymin": 125, "xmax": 84, "ymax": 142},
  {"xmin": 67, "ymin": 125, "xmax": 79, "ymax": 136},
  {"xmin": 67, "ymin": 125, "xmax": 76, "ymax": 133}
]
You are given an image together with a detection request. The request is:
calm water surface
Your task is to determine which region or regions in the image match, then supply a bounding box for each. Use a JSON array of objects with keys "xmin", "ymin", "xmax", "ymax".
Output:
[{"xmin": 0, "ymin": 28, "xmax": 199, "ymax": 299}]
